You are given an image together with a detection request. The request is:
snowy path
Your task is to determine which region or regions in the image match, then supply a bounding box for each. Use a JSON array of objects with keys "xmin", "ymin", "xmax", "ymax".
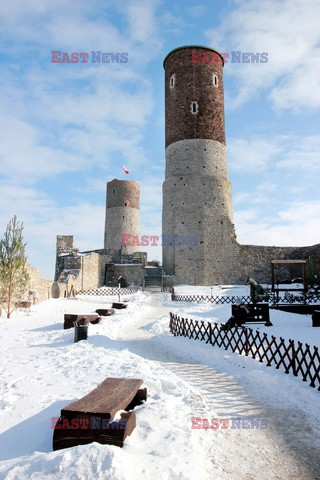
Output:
[
  {"xmin": 114, "ymin": 292, "xmax": 320, "ymax": 480},
  {"xmin": 0, "ymin": 291, "xmax": 319, "ymax": 479}
]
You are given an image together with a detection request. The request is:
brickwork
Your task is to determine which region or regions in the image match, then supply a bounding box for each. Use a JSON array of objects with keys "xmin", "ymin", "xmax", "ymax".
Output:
[
  {"xmin": 162, "ymin": 45, "xmax": 320, "ymax": 285},
  {"xmin": 164, "ymin": 46, "xmax": 225, "ymax": 148},
  {"xmin": 162, "ymin": 46, "xmax": 237, "ymax": 282},
  {"xmin": 106, "ymin": 179, "xmax": 140, "ymax": 209}
]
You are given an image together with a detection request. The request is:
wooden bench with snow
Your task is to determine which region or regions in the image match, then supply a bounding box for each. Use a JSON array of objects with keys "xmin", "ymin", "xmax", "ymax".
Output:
[
  {"xmin": 231, "ymin": 303, "xmax": 272, "ymax": 327},
  {"xmin": 64, "ymin": 313, "xmax": 101, "ymax": 329},
  {"xmin": 111, "ymin": 302, "xmax": 127, "ymax": 309},
  {"xmin": 95, "ymin": 308, "xmax": 115, "ymax": 316},
  {"xmin": 53, "ymin": 377, "xmax": 147, "ymax": 450},
  {"xmin": 15, "ymin": 301, "xmax": 32, "ymax": 313}
]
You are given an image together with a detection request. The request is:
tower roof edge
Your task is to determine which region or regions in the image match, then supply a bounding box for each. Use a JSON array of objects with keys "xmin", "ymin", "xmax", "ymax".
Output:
[{"xmin": 163, "ymin": 45, "xmax": 224, "ymax": 68}]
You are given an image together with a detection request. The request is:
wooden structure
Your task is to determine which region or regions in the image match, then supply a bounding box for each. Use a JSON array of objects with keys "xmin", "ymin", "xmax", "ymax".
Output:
[
  {"xmin": 271, "ymin": 259, "xmax": 308, "ymax": 292},
  {"xmin": 170, "ymin": 313, "xmax": 320, "ymax": 390},
  {"xmin": 14, "ymin": 301, "xmax": 32, "ymax": 313},
  {"xmin": 53, "ymin": 377, "xmax": 147, "ymax": 450},
  {"xmin": 111, "ymin": 302, "xmax": 127, "ymax": 309},
  {"xmin": 64, "ymin": 314, "xmax": 101, "ymax": 329},
  {"xmin": 95, "ymin": 308, "xmax": 115, "ymax": 316},
  {"xmin": 312, "ymin": 311, "xmax": 320, "ymax": 327},
  {"xmin": 231, "ymin": 303, "xmax": 272, "ymax": 327}
]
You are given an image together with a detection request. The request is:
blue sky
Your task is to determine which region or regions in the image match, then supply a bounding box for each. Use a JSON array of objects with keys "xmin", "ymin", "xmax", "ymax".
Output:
[{"xmin": 0, "ymin": 0, "xmax": 319, "ymax": 279}]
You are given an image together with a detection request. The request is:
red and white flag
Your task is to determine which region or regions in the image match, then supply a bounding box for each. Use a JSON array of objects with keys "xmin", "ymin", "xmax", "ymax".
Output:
[{"xmin": 122, "ymin": 164, "xmax": 129, "ymax": 174}]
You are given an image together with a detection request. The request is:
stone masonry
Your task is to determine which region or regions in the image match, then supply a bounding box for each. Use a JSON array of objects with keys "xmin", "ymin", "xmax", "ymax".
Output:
[
  {"xmin": 104, "ymin": 179, "xmax": 140, "ymax": 257},
  {"xmin": 162, "ymin": 46, "xmax": 320, "ymax": 285}
]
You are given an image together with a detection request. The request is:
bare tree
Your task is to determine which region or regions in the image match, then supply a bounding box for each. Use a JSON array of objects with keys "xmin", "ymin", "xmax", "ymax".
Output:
[{"xmin": 0, "ymin": 215, "xmax": 29, "ymax": 318}]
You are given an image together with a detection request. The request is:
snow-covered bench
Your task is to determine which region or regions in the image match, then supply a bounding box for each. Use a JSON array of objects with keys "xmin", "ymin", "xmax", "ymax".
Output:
[
  {"xmin": 14, "ymin": 301, "xmax": 32, "ymax": 313},
  {"xmin": 95, "ymin": 308, "xmax": 115, "ymax": 316},
  {"xmin": 111, "ymin": 302, "xmax": 127, "ymax": 309},
  {"xmin": 53, "ymin": 377, "xmax": 147, "ymax": 450},
  {"xmin": 63, "ymin": 313, "xmax": 101, "ymax": 329}
]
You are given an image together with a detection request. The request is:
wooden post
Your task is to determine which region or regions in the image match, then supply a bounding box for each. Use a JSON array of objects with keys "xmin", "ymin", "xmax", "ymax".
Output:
[{"xmin": 291, "ymin": 340, "xmax": 297, "ymax": 376}]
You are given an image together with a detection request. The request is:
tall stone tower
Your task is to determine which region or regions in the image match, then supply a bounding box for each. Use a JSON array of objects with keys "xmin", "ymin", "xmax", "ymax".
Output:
[
  {"xmin": 162, "ymin": 46, "xmax": 237, "ymax": 284},
  {"xmin": 104, "ymin": 179, "xmax": 140, "ymax": 256}
]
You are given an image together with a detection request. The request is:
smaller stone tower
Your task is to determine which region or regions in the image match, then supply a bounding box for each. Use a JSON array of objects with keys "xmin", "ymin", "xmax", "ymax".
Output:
[{"xmin": 104, "ymin": 179, "xmax": 140, "ymax": 257}]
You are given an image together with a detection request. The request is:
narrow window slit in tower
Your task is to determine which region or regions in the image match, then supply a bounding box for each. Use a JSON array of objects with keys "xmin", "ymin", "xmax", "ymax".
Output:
[
  {"xmin": 169, "ymin": 74, "xmax": 176, "ymax": 88},
  {"xmin": 124, "ymin": 202, "xmax": 127, "ymax": 206},
  {"xmin": 112, "ymin": 189, "xmax": 115, "ymax": 194},
  {"xmin": 213, "ymin": 74, "xmax": 218, "ymax": 87},
  {"xmin": 190, "ymin": 101, "xmax": 199, "ymax": 114}
]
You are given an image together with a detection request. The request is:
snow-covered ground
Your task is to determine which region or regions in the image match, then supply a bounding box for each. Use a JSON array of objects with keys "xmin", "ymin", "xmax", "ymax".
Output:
[{"xmin": 0, "ymin": 286, "xmax": 319, "ymax": 479}]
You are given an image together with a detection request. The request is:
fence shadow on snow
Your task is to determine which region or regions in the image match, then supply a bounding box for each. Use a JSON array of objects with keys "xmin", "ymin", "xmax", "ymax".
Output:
[{"xmin": 169, "ymin": 313, "xmax": 320, "ymax": 391}]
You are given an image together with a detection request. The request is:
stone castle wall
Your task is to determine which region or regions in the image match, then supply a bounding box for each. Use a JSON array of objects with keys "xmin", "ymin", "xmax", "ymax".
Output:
[{"xmin": 25, "ymin": 263, "xmax": 53, "ymax": 303}]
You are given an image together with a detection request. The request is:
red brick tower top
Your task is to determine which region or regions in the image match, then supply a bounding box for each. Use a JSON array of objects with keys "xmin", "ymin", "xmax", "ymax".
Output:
[{"xmin": 163, "ymin": 45, "xmax": 225, "ymax": 148}]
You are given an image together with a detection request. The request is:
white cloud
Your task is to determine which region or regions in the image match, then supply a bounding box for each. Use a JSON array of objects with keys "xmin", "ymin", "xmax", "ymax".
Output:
[
  {"xmin": 234, "ymin": 199, "xmax": 320, "ymax": 247},
  {"xmin": 206, "ymin": 0, "xmax": 320, "ymax": 110},
  {"xmin": 228, "ymin": 137, "xmax": 281, "ymax": 172},
  {"xmin": 277, "ymin": 135, "xmax": 320, "ymax": 172}
]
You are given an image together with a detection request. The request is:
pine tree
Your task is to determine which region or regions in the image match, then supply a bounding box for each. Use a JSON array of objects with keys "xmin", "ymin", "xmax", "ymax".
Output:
[{"xmin": 0, "ymin": 215, "xmax": 30, "ymax": 318}]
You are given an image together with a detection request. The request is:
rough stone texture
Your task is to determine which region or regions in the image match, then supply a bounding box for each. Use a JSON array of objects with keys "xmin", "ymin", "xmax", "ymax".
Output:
[
  {"xmin": 53, "ymin": 233, "xmax": 145, "ymax": 296},
  {"xmin": 162, "ymin": 45, "xmax": 320, "ymax": 285},
  {"xmin": 163, "ymin": 46, "xmax": 236, "ymax": 281},
  {"xmin": 104, "ymin": 179, "xmax": 140, "ymax": 256},
  {"xmin": 25, "ymin": 263, "xmax": 53, "ymax": 303},
  {"xmin": 105, "ymin": 207, "xmax": 140, "ymax": 256},
  {"xmin": 54, "ymin": 251, "xmax": 112, "ymax": 296},
  {"xmin": 236, "ymin": 243, "xmax": 320, "ymax": 284},
  {"xmin": 112, "ymin": 264, "xmax": 144, "ymax": 287},
  {"xmin": 164, "ymin": 46, "xmax": 225, "ymax": 148},
  {"xmin": 56, "ymin": 235, "xmax": 74, "ymax": 255}
]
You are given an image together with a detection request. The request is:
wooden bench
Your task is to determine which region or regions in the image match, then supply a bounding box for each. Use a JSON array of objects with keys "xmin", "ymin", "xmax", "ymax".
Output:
[
  {"xmin": 111, "ymin": 302, "xmax": 127, "ymax": 309},
  {"xmin": 53, "ymin": 377, "xmax": 147, "ymax": 450},
  {"xmin": 15, "ymin": 301, "xmax": 32, "ymax": 313},
  {"xmin": 312, "ymin": 310, "xmax": 320, "ymax": 327},
  {"xmin": 64, "ymin": 314, "xmax": 101, "ymax": 330},
  {"xmin": 95, "ymin": 308, "xmax": 115, "ymax": 316},
  {"xmin": 231, "ymin": 303, "xmax": 272, "ymax": 327}
]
